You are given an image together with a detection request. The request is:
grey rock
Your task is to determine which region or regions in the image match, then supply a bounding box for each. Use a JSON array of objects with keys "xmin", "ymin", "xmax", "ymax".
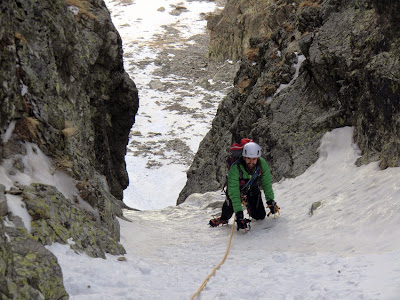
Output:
[
  {"xmin": 0, "ymin": 185, "xmax": 7, "ymax": 216},
  {"xmin": 149, "ymin": 79, "xmax": 166, "ymax": 91},
  {"xmin": 178, "ymin": 0, "xmax": 400, "ymax": 204},
  {"xmin": 1, "ymin": 216, "xmax": 69, "ymax": 299},
  {"xmin": 310, "ymin": 201, "xmax": 322, "ymax": 216},
  {"xmin": 0, "ymin": 0, "xmax": 138, "ymax": 297},
  {"xmin": 23, "ymin": 183, "xmax": 126, "ymax": 258},
  {"xmin": 197, "ymin": 77, "xmax": 212, "ymax": 90},
  {"xmin": 170, "ymin": 6, "xmax": 188, "ymax": 16}
]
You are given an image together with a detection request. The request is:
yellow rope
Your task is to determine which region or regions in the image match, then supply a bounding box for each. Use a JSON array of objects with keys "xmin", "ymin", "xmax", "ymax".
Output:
[{"xmin": 190, "ymin": 215, "xmax": 236, "ymax": 300}]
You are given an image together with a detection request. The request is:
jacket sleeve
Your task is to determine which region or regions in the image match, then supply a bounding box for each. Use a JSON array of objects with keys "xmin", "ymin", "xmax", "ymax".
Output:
[
  {"xmin": 227, "ymin": 164, "xmax": 243, "ymax": 213},
  {"xmin": 259, "ymin": 158, "xmax": 274, "ymax": 201}
]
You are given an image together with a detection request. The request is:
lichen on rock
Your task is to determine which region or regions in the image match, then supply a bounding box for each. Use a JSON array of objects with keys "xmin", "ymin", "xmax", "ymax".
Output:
[
  {"xmin": 1, "ymin": 215, "xmax": 69, "ymax": 299},
  {"xmin": 23, "ymin": 183, "xmax": 126, "ymax": 258},
  {"xmin": 0, "ymin": 0, "xmax": 138, "ymax": 297}
]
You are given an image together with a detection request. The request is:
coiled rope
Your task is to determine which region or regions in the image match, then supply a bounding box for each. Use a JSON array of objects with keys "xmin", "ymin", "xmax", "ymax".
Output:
[{"xmin": 190, "ymin": 215, "xmax": 236, "ymax": 300}]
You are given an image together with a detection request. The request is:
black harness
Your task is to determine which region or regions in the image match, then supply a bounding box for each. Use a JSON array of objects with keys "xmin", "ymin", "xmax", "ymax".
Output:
[{"xmin": 239, "ymin": 164, "xmax": 262, "ymax": 196}]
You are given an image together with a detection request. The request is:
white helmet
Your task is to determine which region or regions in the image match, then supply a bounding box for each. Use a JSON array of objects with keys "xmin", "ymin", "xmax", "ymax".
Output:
[{"xmin": 242, "ymin": 142, "xmax": 261, "ymax": 158}]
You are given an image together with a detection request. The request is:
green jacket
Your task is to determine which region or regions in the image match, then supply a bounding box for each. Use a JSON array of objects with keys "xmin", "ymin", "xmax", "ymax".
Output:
[{"xmin": 227, "ymin": 157, "xmax": 274, "ymax": 213}]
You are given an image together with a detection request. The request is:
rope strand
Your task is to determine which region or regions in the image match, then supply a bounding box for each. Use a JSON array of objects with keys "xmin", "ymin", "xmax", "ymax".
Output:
[{"xmin": 190, "ymin": 215, "xmax": 236, "ymax": 300}]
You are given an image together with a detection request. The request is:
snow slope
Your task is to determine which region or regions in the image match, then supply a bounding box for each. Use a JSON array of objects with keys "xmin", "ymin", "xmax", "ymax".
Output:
[
  {"xmin": 47, "ymin": 127, "xmax": 400, "ymax": 299},
  {"xmin": 105, "ymin": 0, "xmax": 230, "ymax": 210}
]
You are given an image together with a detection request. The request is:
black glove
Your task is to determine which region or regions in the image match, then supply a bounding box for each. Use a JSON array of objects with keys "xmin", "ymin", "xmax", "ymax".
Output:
[
  {"xmin": 267, "ymin": 200, "xmax": 278, "ymax": 216},
  {"xmin": 236, "ymin": 211, "xmax": 248, "ymax": 230}
]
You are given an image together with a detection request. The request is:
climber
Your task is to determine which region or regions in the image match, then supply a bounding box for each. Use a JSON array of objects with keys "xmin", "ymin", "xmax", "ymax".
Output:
[{"xmin": 209, "ymin": 142, "xmax": 278, "ymax": 230}]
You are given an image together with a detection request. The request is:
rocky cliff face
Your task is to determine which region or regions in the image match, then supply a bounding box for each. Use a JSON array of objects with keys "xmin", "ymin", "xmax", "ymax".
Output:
[
  {"xmin": 178, "ymin": 0, "xmax": 400, "ymax": 204},
  {"xmin": 0, "ymin": 0, "xmax": 138, "ymax": 298}
]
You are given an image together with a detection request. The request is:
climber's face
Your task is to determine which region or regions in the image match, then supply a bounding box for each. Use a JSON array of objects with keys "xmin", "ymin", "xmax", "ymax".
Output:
[{"xmin": 243, "ymin": 156, "xmax": 257, "ymax": 171}]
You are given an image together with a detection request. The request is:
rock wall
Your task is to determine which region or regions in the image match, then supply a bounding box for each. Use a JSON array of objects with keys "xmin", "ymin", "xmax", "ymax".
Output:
[
  {"xmin": 1, "ymin": 212, "xmax": 69, "ymax": 299},
  {"xmin": 177, "ymin": 0, "xmax": 400, "ymax": 204},
  {"xmin": 207, "ymin": 0, "xmax": 297, "ymax": 61},
  {"xmin": 0, "ymin": 0, "xmax": 138, "ymax": 297}
]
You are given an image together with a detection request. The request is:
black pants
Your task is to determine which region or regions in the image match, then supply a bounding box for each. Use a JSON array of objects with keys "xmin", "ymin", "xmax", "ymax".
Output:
[{"xmin": 221, "ymin": 188, "xmax": 266, "ymax": 221}]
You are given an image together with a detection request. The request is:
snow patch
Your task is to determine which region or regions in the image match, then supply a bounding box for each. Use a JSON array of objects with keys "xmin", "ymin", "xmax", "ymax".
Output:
[
  {"xmin": 21, "ymin": 84, "xmax": 28, "ymax": 96},
  {"xmin": 266, "ymin": 52, "xmax": 306, "ymax": 103},
  {"xmin": 6, "ymin": 194, "xmax": 32, "ymax": 233},
  {"xmin": 3, "ymin": 216, "xmax": 15, "ymax": 228},
  {"xmin": 2, "ymin": 120, "xmax": 16, "ymax": 143},
  {"xmin": 68, "ymin": 6, "xmax": 79, "ymax": 16},
  {"xmin": 19, "ymin": 143, "xmax": 80, "ymax": 202},
  {"xmin": 0, "ymin": 142, "xmax": 98, "ymax": 218}
]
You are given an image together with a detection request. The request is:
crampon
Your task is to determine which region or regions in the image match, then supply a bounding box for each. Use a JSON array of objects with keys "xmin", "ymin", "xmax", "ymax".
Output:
[
  {"xmin": 237, "ymin": 218, "xmax": 251, "ymax": 232},
  {"xmin": 209, "ymin": 216, "xmax": 228, "ymax": 227}
]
